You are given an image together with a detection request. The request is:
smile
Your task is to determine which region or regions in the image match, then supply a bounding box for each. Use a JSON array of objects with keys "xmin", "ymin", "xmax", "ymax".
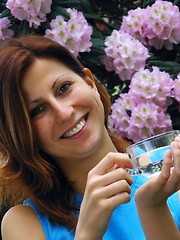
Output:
[{"xmin": 62, "ymin": 118, "xmax": 86, "ymax": 138}]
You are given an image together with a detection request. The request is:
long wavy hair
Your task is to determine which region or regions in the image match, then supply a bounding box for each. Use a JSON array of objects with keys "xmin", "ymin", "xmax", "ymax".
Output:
[{"xmin": 0, "ymin": 35, "xmax": 129, "ymax": 229}]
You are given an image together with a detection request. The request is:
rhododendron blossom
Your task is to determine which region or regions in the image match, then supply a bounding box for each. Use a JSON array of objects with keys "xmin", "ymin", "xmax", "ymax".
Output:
[
  {"xmin": 129, "ymin": 66, "xmax": 174, "ymax": 107},
  {"xmin": 120, "ymin": 8, "xmax": 147, "ymax": 42},
  {"xmin": 103, "ymin": 30, "xmax": 149, "ymax": 80},
  {"xmin": 108, "ymin": 66, "xmax": 174, "ymax": 142},
  {"xmin": 121, "ymin": 0, "xmax": 180, "ymax": 50},
  {"xmin": 0, "ymin": 17, "xmax": 14, "ymax": 41},
  {"xmin": 6, "ymin": 0, "xmax": 52, "ymax": 29},
  {"xmin": 108, "ymin": 92, "xmax": 172, "ymax": 142},
  {"xmin": 45, "ymin": 8, "xmax": 93, "ymax": 57}
]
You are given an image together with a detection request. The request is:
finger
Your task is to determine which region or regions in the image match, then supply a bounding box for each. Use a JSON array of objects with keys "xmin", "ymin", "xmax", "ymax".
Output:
[
  {"xmin": 94, "ymin": 152, "xmax": 133, "ymax": 175},
  {"xmin": 106, "ymin": 191, "xmax": 131, "ymax": 208},
  {"xmin": 175, "ymin": 134, "xmax": 180, "ymax": 143},
  {"xmin": 170, "ymin": 136, "xmax": 180, "ymax": 171},
  {"xmin": 113, "ymin": 153, "xmax": 133, "ymax": 169},
  {"xmin": 157, "ymin": 150, "xmax": 172, "ymax": 186},
  {"xmin": 104, "ymin": 179, "xmax": 132, "ymax": 198},
  {"xmin": 161, "ymin": 146, "xmax": 180, "ymax": 194},
  {"xmin": 100, "ymin": 168, "xmax": 133, "ymax": 187},
  {"xmin": 166, "ymin": 138, "xmax": 180, "ymax": 190}
]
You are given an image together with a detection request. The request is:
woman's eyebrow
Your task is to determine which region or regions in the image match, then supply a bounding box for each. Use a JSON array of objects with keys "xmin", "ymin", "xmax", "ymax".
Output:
[
  {"xmin": 52, "ymin": 73, "xmax": 78, "ymax": 90},
  {"xmin": 28, "ymin": 98, "xmax": 41, "ymax": 108},
  {"xmin": 52, "ymin": 73, "xmax": 73, "ymax": 90},
  {"xmin": 52, "ymin": 74, "xmax": 65, "ymax": 90}
]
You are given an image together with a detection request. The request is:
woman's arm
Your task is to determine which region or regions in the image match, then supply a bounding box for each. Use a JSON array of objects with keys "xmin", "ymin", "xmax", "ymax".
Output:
[{"xmin": 135, "ymin": 135, "xmax": 180, "ymax": 240}]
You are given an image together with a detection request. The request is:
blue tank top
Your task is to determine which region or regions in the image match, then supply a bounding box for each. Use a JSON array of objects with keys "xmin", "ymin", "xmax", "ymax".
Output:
[{"xmin": 24, "ymin": 175, "xmax": 180, "ymax": 239}]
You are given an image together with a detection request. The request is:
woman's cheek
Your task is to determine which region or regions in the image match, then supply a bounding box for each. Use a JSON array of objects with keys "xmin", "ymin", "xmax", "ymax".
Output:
[{"xmin": 32, "ymin": 117, "xmax": 51, "ymax": 139}]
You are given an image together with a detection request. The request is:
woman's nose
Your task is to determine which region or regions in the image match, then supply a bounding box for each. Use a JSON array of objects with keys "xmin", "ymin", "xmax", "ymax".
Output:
[{"xmin": 52, "ymin": 101, "xmax": 74, "ymax": 123}]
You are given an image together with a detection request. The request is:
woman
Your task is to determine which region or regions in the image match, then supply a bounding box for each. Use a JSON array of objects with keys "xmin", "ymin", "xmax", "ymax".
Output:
[{"xmin": 0, "ymin": 35, "xmax": 179, "ymax": 240}]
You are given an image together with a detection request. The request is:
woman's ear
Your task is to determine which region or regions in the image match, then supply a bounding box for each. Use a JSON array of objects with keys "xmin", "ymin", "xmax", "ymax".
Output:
[
  {"xmin": 82, "ymin": 68, "xmax": 96, "ymax": 89},
  {"xmin": 83, "ymin": 68, "xmax": 94, "ymax": 80}
]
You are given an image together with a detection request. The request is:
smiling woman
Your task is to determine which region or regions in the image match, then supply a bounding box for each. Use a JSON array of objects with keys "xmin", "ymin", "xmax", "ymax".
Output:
[{"xmin": 0, "ymin": 35, "xmax": 179, "ymax": 240}]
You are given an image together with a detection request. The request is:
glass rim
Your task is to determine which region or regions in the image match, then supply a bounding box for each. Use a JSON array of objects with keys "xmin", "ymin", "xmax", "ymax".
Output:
[{"xmin": 125, "ymin": 130, "xmax": 180, "ymax": 153}]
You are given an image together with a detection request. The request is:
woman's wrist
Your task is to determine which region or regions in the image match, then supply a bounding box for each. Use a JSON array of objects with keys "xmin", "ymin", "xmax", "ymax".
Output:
[
  {"xmin": 136, "ymin": 203, "xmax": 180, "ymax": 239},
  {"xmin": 75, "ymin": 228, "xmax": 103, "ymax": 240},
  {"xmin": 75, "ymin": 219, "xmax": 104, "ymax": 240}
]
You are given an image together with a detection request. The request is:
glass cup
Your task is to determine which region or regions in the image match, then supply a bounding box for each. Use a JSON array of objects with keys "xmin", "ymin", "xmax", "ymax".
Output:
[{"xmin": 125, "ymin": 130, "xmax": 180, "ymax": 178}]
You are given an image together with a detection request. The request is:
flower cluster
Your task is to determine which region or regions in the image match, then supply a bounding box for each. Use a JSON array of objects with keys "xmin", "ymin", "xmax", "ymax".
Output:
[
  {"xmin": 45, "ymin": 8, "xmax": 93, "ymax": 57},
  {"xmin": 102, "ymin": 30, "xmax": 149, "ymax": 80},
  {"xmin": 0, "ymin": 17, "xmax": 14, "ymax": 41},
  {"xmin": 121, "ymin": 0, "xmax": 180, "ymax": 50},
  {"xmin": 0, "ymin": 3, "xmax": 93, "ymax": 57},
  {"xmin": 6, "ymin": 0, "xmax": 52, "ymax": 29},
  {"xmin": 108, "ymin": 67, "xmax": 173, "ymax": 142},
  {"xmin": 129, "ymin": 66, "xmax": 173, "ymax": 107}
]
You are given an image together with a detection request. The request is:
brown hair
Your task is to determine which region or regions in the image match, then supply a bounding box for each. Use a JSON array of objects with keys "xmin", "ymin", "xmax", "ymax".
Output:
[{"xmin": 0, "ymin": 35, "xmax": 129, "ymax": 229}]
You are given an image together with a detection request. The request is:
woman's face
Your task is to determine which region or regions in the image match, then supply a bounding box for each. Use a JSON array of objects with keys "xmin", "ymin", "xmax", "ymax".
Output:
[{"xmin": 22, "ymin": 57, "xmax": 106, "ymax": 163}]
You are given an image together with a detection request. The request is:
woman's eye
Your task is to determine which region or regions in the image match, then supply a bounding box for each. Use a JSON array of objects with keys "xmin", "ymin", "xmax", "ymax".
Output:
[
  {"xmin": 58, "ymin": 82, "xmax": 71, "ymax": 95},
  {"xmin": 30, "ymin": 106, "xmax": 44, "ymax": 119}
]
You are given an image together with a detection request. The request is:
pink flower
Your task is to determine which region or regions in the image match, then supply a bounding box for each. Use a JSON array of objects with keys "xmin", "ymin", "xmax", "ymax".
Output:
[
  {"xmin": 103, "ymin": 30, "xmax": 149, "ymax": 81},
  {"xmin": 108, "ymin": 93, "xmax": 133, "ymax": 138},
  {"xmin": 6, "ymin": 0, "xmax": 52, "ymax": 29},
  {"xmin": 0, "ymin": 17, "xmax": 14, "ymax": 41},
  {"xmin": 121, "ymin": 0, "xmax": 180, "ymax": 50},
  {"xmin": 128, "ymin": 102, "xmax": 172, "ymax": 142},
  {"xmin": 45, "ymin": 8, "xmax": 93, "ymax": 57},
  {"xmin": 129, "ymin": 66, "xmax": 174, "ymax": 107},
  {"xmin": 108, "ymin": 63, "xmax": 175, "ymax": 142},
  {"xmin": 121, "ymin": 8, "xmax": 147, "ymax": 44}
]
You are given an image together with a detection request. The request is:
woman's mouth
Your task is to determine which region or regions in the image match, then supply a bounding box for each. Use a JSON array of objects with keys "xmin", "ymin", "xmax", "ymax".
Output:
[{"xmin": 62, "ymin": 117, "xmax": 87, "ymax": 138}]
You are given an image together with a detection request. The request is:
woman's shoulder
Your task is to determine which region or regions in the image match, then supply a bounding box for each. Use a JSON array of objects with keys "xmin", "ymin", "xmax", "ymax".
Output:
[
  {"xmin": 23, "ymin": 199, "xmax": 76, "ymax": 240},
  {"xmin": 1, "ymin": 204, "xmax": 45, "ymax": 240}
]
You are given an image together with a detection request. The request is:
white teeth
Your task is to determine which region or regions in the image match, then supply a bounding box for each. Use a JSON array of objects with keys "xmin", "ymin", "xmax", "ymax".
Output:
[{"xmin": 63, "ymin": 119, "xmax": 86, "ymax": 138}]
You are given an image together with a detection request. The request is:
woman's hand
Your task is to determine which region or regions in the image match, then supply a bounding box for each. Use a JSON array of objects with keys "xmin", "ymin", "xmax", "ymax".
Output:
[
  {"xmin": 135, "ymin": 134, "xmax": 180, "ymax": 208},
  {"xmin": 75, "ymin": 152, "xmax": 133, "ymax": 240},
  {"xmin": 135, "ymin": 134, "xmax": 180, "ymax": 240}
]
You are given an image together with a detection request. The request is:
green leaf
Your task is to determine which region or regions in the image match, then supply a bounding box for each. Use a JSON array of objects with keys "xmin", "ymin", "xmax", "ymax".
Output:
[
  {"xmin": 91, "ymin": 38, "xmax": 104, "ymax": 48},
  {"xmin": 83, "ymin": 13, "xmax": 105, "ymax": 21},
  {"xmin": 48, "ymin": 6, "xmax": 69, "ymax": 21},
  {"xmin": 0, "ymin": 9, "xmax": 11, "ymax": 18},
  {"xmin": 91, "ymin": 29, "xmax": 102, "ymax": 39},
  {"xmin": 79, "ymin": 0, "xmax": 93, "ymax": 13},
  {"xmin": 15, "ymin": 21, "xmax": 34, "ymax": 38},
  {"xmin": 148, "ymin": 60, "xmax": 180, "ymax": 75},
  {"xmin": 173, "ymin": 0, "xmax": 180, "ymax": 7},
  {"xmin": 79, "ymin": 52, "xmax": 101, "ymax": 66},
  {"xmin": 93, "ymin": 0, "xmax": 122, "ymax": 15},
  {"xmin": 142, "ymin": 0, "xmax": 155, "ymax": 8},
  {"xmin": 0, "ymin": 0, "xmax": 7, "ymax": 10},
  {"xmin": 53, "ymin": 0, "xmax": 81, "ymax": 6}
]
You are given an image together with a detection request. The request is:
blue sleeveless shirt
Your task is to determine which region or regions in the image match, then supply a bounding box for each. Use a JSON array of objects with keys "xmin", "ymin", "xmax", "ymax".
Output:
[{"xmin": 24, "ymin": 175, "xmax": 180, "ymax": 239}]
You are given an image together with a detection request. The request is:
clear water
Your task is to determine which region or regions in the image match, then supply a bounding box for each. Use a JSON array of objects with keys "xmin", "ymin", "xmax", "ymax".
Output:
[{"xmin": 128, "ymin": 146, "xmax": 170, "ymax": 177}]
